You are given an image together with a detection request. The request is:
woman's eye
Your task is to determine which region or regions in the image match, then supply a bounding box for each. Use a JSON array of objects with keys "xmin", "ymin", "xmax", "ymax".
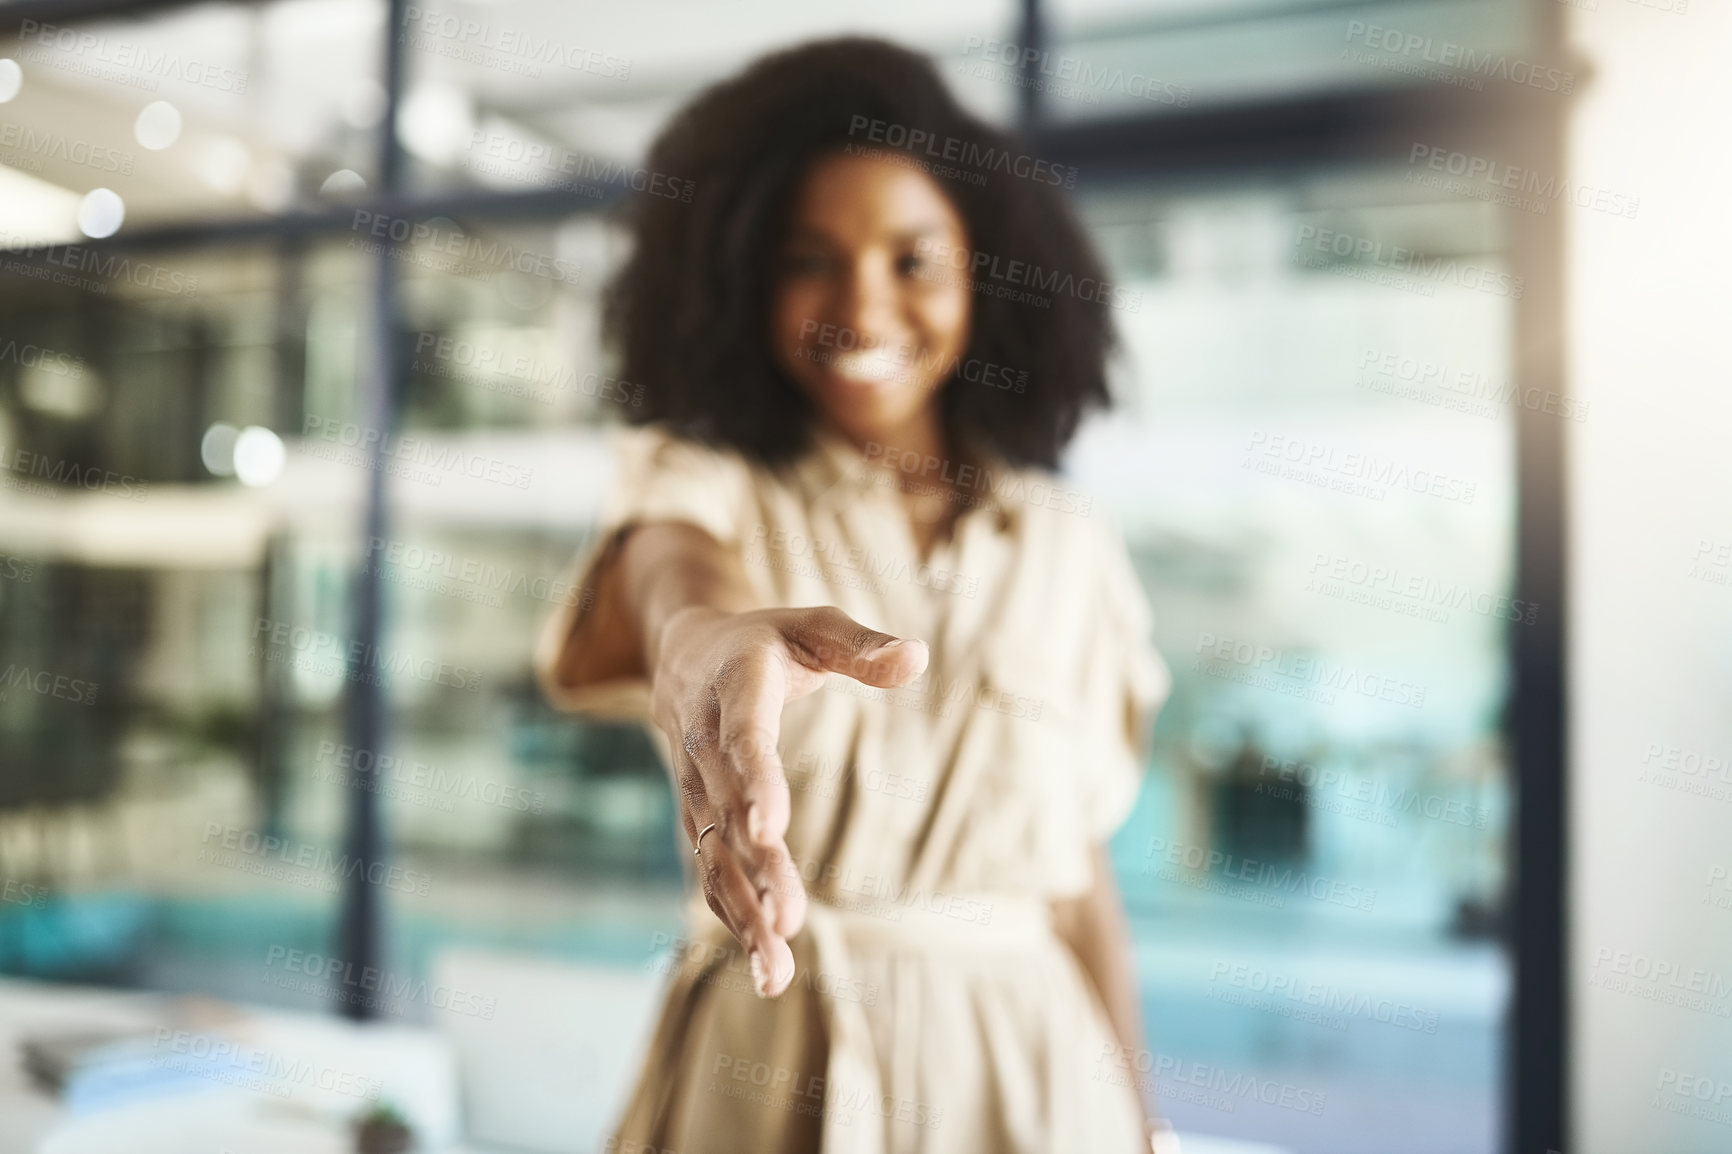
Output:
[{"xmin": 896, "ymin": 252, "xmax": 927, "ymax": 276}]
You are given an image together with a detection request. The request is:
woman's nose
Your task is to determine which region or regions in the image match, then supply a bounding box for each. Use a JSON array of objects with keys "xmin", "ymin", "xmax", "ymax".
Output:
[{"xmin": 833, "ymin": 256, "xmax": 900, "ymax": 345}]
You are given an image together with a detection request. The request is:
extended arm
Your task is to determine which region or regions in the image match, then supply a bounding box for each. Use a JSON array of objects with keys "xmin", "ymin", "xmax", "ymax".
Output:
[{"xmin": 535, "ymin": 520, "xmax": 928, "ymax": 997}]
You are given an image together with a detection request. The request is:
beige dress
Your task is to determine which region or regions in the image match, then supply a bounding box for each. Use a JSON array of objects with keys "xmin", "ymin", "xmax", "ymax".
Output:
[{"xmin": 537, "ymin": 422, "xmax": 1172, "ymax": 1154}]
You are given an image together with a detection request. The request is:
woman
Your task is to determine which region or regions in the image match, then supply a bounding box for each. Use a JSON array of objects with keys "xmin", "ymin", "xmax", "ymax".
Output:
[{"xmin": 537, "ymin": 36, "xmax": 1174, "ymax": 1154}]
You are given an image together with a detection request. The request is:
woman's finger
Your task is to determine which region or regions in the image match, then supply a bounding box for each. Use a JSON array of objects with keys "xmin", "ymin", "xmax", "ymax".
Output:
[
  {"xmin": 673, "ymin": 725, "xmax": 799, "ymax": 992},
  {"xmin": 714, "ymin": 651, "xmax": 793, "ymax": 847},
  {"xmin": 668, "ymin": 741, "xmax": 711, "ymax": 850},
  {"xmin": 747, "ymin": 837, "xmax": 807, "ymax": 940},
  {"xmin": 693, "ymin": 813, "xmax": 796, "ymax": 997},
  {"xmin": 775, "ymin": 605, "xmax": 929, "ymax": 691},
  {"xmin": 710, "ymin": 661, "xmax": 808, "ymax": 939}
]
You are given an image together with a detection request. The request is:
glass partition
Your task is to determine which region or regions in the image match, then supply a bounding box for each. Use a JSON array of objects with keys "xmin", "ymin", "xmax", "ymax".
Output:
[{"xmin": 1076, "ymin": 165, "xmax": 1518, "ymax": 1152}]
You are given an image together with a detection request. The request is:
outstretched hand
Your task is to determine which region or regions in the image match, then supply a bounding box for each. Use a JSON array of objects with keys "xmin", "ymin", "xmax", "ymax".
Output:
[{"xmin": 650, "ymin": 604, "xmax": 929, "ymax": 997}]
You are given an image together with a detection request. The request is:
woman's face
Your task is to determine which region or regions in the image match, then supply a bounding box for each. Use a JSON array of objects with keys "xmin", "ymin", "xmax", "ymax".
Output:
[{"xmin": 771, "ymin": 149, "xmax": 973, "ymax": 445}]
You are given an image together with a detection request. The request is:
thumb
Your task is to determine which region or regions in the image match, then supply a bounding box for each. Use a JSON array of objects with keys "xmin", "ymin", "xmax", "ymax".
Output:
[{"xmin": 775, "ymin": 605, "xmax": 929, "ymax": 689}]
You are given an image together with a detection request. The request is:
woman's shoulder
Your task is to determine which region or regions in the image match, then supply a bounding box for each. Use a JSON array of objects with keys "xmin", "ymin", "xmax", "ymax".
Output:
[
  {"xmin": 612, "ymin": 421, "xmax": 782, "ymax": 498},
  {"xmin": 615, "ymin": 421, "xmax": 749, "ymax": 469},
  {"xmin": 595, "ymin": 422, "xmax": 766, "ymax": 544}
]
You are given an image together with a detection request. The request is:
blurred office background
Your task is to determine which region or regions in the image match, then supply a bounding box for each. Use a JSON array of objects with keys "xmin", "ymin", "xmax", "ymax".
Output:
[{"xmin": 0, "ymin": 1, "xmax": 1724, "ymax": 1153}]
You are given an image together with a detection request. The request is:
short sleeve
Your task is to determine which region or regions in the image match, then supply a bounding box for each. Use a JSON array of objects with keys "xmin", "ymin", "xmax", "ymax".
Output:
[
  {"xmin": 1076, "ymin": 513, "xmax": 1172, "ymax": 841},
  {"xmin": 593, "ymin": 423, "xmax": 752, "ymax": 548},
  {"xmin": 533, "ymin": 424, "xmax": 752, "ymax": 720}
]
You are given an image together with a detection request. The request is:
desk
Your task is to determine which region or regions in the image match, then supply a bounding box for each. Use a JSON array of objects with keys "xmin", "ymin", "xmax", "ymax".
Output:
[{"xmin": 0, "ymin": 977, "xmax": 472, "ymax": 1154}]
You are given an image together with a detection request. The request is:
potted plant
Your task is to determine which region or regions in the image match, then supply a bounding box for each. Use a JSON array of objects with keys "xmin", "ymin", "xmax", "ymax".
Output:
[{"xmin": 354, "ymin": 1102, "xmax": 413, "ymax": 1154}]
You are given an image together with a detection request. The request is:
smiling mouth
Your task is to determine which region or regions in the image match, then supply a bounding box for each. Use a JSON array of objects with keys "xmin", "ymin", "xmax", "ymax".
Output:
[{"xmin": 824, "ymin": 348, "xmax": 913, "ymax": 385}]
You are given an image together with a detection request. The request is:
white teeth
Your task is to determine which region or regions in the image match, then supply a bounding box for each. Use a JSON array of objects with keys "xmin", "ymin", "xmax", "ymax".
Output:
[{"xmin": 829, "ymin": 350, "xmax": 905, "ymax": 383}]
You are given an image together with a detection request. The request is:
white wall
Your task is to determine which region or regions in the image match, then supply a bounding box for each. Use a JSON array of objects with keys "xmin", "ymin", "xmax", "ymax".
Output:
[{"xmin": 1568, "ymin": 2, "xmax": 1732, "ymax": 1151}]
